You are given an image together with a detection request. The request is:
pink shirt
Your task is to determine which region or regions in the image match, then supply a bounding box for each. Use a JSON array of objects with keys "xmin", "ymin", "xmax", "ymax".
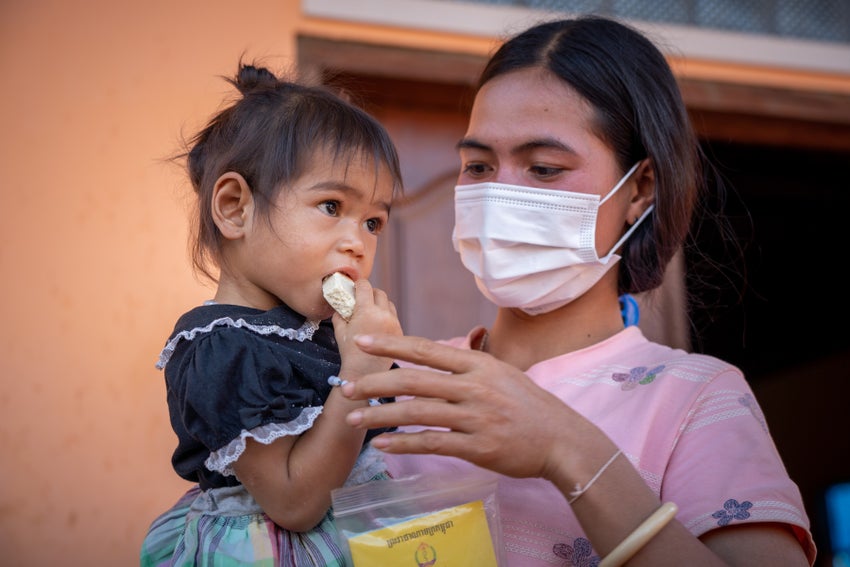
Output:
[{"xmin": 385, "ymin": 326, "xmax": 816, "ymax": 566}]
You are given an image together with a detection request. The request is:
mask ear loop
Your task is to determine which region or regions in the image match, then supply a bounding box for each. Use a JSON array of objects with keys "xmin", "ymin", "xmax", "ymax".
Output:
[
  {"xmin": 600, "ymin": 203, "xmax": 654, "ymax": 261},
  {"xmin": 599, "ymin": 162, "xmax": 652, "ymax": 261},
  {"xmin": 599, "ymin": 161, "xmax": 642, "ymax": 206}
]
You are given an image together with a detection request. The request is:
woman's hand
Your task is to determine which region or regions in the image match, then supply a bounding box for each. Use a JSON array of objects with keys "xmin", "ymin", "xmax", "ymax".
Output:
[{"xmin": 340, "ymin": 333, "xmax": 591, "ymax": 481}]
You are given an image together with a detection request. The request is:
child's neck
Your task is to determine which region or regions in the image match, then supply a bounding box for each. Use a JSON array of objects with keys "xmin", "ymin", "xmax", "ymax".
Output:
[{"xmin": 214, "ymin": 278, "xmax": 279, "ymax": 311}]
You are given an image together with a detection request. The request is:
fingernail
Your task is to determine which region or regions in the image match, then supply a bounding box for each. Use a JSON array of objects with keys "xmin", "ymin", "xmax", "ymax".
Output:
[
  {"xmin": 370, "ymin": 436, "xmax": 390, "ymax": 449},
  {"xmin": 340, "ymin": 381, "xmax": 355, "ymax": 396},
  {"xmin": 347, "ymin": 410, "xmax": 363, "ymax": 426},
  {"xmin": 354, "ymin": 334, "xmax": 374, "ymax": 347}
]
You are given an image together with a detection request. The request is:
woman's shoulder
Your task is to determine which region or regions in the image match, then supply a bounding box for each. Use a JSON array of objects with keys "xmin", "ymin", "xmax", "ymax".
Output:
[
  {"xmin": 534, "ymin": 327, "xmax": 749, "ymax": 398},
  {"xmin": 618, "ymin": 327, "xmax": 743, "ymax": 380}
]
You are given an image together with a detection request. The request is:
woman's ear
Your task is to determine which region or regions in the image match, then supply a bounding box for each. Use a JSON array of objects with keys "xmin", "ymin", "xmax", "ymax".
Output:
[
  {"xmin": 627, "ymin": 158, "xmax": 656, "ymax": 224},
  {"xmin": 212, "ymin": 172, "xmax": 253, "ymax": 240}
]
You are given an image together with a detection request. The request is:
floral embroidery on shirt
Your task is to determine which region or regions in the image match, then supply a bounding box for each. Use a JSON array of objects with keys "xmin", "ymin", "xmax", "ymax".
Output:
[
  {"xmin": 553, "ymin": 537, "xmax": 600, "ymax": 567},
  {"xmin": 738, "ymin": 393, "xmax": 768, "ymax": 432},
  {"xmin": 712, "ymin": 499, "xmax": 753, "ymax": 526},
  {"xmin": 612, "ymin": 365, "xmax": 665, "ymax": 390}
]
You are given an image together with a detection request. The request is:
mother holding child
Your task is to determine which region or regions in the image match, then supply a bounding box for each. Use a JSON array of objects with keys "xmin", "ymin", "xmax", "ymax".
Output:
[{"xmin": 143, "ymin": 12, "xmax": 815, "ymax": 567}]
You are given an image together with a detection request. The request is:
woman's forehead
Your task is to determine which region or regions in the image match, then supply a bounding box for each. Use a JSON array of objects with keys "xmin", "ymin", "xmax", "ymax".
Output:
[{"xmin": 466, "ymin": 69, "xmax": 599, "ymax": 154}]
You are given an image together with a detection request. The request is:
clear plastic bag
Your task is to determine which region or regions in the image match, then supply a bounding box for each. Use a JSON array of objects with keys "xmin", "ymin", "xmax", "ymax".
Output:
[{"xmin": 331, "ymin": 470, "xmax": 504, "ymax": 566}]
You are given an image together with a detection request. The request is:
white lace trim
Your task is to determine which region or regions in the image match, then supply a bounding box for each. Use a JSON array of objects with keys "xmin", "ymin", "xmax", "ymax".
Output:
[
  {"xmin": 204, "ymin": 406, "xmax": 324, "ymax": 477},
  {"xmin": 156, "ymin": 316, "xmax": 321, "ymax": 369}
]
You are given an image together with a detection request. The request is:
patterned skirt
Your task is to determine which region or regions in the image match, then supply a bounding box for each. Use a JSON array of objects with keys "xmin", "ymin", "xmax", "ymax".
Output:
[{"xmin": 141, "ymin": 447, "xmax": 390, "ymax": 566}]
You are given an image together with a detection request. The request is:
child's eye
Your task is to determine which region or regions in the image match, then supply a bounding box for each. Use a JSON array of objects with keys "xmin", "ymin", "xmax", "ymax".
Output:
[
  {"xmin": 364, "ymin": 217, "xmax": 384, "ymax": 234},
  {"xmin": 319, "ymin": 200, "xmax": 339, "ymax": 216}
]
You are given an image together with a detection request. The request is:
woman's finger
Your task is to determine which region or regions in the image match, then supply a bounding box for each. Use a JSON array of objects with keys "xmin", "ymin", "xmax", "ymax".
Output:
[
  {"xmin": 369, "ymin": 429, "xmax": 475, "ymax": 458},
  {"xmin": 347, "ymin": 396, "xmax": 472, "ymax": 432},
  {"xmin": 341, "ymin": 366, "xmax": 467, "ymax": 403},
  {"xmin": 354, "ymin": 334, "xmax": 485, "ymax": 374}
]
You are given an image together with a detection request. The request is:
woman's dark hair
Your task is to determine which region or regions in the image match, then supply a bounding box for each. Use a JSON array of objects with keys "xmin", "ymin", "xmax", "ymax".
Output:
[
  {"xmin": 181, "ymin": 62, "xmax": 403, "ymax": 282},
  {"xmin": 479, "ymin": 16, "xmax": 704, "ymax": 295}
]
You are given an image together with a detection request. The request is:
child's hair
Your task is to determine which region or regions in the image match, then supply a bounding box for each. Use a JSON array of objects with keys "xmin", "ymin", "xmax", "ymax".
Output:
[{"xmin": 182, "ymin": 62, "xmax": 403, "ymax": 283}]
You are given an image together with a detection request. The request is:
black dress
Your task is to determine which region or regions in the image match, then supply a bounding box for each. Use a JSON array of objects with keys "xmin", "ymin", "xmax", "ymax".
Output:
[{"xmin": 140, "ymin": 302, "xmax": 393, "ymax": 566}]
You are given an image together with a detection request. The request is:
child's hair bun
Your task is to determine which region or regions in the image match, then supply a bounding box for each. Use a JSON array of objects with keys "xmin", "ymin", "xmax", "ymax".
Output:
[{"xmin": 234, "ymin": 63, "xmax": 279, "ymax": 94}]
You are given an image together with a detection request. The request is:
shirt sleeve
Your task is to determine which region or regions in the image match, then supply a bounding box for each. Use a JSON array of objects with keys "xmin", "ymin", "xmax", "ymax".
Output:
[
  {"xmin": 167, "ymin": 326, "xmax": 325, "ymax": 455},
  {"xmin": 661, "ymin": 364, "xmax": 816, "ymax": 563}
]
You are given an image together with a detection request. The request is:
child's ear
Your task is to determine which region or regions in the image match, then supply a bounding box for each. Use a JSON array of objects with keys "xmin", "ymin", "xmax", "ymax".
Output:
[{"xmin": 212, "ymin": 172, "xmax": 253, "ymax": 240}]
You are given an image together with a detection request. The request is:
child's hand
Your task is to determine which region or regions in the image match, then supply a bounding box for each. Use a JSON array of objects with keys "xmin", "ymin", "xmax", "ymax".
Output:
[{"xmin": 332, "ymin": 279, "xmax": 401, "ymax": 379}]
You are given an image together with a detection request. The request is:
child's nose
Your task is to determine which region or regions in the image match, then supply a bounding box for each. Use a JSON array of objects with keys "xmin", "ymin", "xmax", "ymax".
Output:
[{"xmin": 338, "ymin": 223, "xmax": 365, "ymax": 256}]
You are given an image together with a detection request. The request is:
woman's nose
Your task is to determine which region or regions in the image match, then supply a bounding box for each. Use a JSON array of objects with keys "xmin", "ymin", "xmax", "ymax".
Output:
[{"xmin": 492, "ymin": 167, "xmax": 522, "ymax": 186}]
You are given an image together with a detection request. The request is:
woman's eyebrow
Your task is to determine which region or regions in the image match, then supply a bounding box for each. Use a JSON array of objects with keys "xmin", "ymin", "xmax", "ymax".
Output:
[
  {"xmin": 456, "ymin": 137, "xmax": 577, "ymax": 156},
  {"xmin": 515, "ymin": 137, "xmax": 576, "ymax": 155},
  {"xmin": 456, "ymin": 138, "xmax": 491, "ymax": 152}
]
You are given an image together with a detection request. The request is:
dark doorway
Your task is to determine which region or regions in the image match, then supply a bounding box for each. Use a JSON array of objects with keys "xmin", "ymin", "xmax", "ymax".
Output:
[{"xmin": 686, "ymin": 141, "xmax": 850, "ymax": 566}]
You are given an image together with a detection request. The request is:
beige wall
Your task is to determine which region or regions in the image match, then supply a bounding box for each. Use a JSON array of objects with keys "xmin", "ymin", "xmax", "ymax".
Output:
[{"xmin": 0, "ymin": 1, "xmax": 302, "ymax": 564}]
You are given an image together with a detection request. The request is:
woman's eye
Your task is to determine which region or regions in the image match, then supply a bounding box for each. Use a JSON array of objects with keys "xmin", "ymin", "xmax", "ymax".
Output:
[
  {"xmin": 530, "ymin": 165, "xmax": 563, "ymax": 178},
  {"xmin": 365, "ymin": 218, "xmax": 384, "ymax": 234},
  {"xmin": 461, "ymin": 162, "xmax": 490, "ymax": 177},
  {"xmin": 319, "ymin": 200, "xmax": 339, "ymax": 216}
]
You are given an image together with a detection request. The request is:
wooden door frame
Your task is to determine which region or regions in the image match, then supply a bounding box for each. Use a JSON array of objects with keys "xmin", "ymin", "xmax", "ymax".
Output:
[{"xmin": 297, "ymin": 34, "xmax": 850, "ymax": 152}]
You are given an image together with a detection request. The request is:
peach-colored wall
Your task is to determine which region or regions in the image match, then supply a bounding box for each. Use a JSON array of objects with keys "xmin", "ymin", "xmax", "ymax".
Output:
[
  {"xmin": 0, "ymin": 1, "xmax": 302, "ymax": 564},
  {"xmin": 0, "ymin": 1, "xmax": 495, "ymax": 561}
]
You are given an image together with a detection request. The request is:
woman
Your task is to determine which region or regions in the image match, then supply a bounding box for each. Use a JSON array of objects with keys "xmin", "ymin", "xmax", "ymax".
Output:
[{"xmin": 336, "ymin": 15, "xmax": 815, "ymax": 567}]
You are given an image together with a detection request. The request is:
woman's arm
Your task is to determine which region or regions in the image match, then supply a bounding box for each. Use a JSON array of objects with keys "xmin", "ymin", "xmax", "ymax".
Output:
[{"xmin": 340, "ymin": 333, "xmax": 810, "ymax": 566}]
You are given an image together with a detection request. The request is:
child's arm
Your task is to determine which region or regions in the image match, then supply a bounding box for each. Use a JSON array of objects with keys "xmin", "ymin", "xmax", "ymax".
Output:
[{"xmin": 232, "ymin": 279, "xmax": 401, "ymax": 532}]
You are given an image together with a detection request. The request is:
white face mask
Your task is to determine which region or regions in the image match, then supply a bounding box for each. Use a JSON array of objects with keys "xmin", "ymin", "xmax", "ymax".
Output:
[{"xmin": 452, "ymin": 162, "xmax": 653, "ymax": 315}]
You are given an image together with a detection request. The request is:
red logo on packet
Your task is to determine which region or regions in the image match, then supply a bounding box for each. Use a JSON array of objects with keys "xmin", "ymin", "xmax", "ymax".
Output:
[{"xmin": 415, "ymin": 542, "xmax": 437, "ymax": 566}]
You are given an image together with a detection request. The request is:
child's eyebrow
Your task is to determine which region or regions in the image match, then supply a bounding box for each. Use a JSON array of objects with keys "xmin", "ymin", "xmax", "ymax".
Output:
[{"xmin": 308, "ymin": 181, "xmax": 392, "ymax": 214}]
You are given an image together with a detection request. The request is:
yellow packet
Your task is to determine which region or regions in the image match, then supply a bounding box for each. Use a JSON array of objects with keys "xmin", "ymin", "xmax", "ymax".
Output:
[
  {"xmin": 348, "ymin": 499, "xmax": 498, "ymax": 566},
  {"xmin": 332, "ymin": 471, "xmax": 504, "ymax": 566}
]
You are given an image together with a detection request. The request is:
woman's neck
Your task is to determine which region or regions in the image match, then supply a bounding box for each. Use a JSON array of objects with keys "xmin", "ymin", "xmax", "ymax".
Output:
[{"xmin": 484, "ymin": 287, "xmax": 626, "ymax": 371}]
